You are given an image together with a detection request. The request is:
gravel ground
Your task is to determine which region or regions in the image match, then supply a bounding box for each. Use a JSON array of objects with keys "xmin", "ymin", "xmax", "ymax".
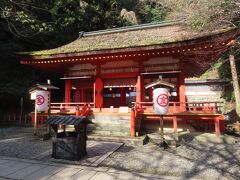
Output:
[
  {"xmin": 0, "ymin": 127, "xmax": 53, "ymax": 159},
  {"xmin": 1, "ymin": 127, "xmax": 240, "ymax": 179},
  {"xmin": 101, "ymin": 139, "xmax": 240, "ymax": 179},
  {"xmin": 0, "ymin": 127, "xmax": 34, "ymax": 139}
]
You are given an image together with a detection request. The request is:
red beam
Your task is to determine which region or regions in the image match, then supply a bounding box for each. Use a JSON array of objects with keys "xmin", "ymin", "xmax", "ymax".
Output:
[{"xmin": 100, "ymin": 72, "xmax": 139, "ymax": 79}]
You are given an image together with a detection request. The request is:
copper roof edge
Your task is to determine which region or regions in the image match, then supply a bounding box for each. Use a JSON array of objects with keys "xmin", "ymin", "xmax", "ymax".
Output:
[{"xmin": 82, "ymin": 19, "xmax": 184, "ymax": 37}]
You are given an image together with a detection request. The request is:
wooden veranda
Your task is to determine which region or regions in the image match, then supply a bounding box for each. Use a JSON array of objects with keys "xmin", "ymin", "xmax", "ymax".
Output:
[{"xmin": 32, "ymin": 101, "xmax": 224, "ymax": 135}]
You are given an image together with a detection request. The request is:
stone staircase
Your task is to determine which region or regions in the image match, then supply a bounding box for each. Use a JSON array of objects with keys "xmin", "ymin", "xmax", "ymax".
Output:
[{"xmin": 87, "ymin": 113, "xmax": 131, "ymax": 137}]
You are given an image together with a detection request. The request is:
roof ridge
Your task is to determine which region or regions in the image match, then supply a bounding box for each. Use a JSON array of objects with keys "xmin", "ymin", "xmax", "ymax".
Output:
[{"xmin": 81, "ymin": 19, "xmax": 184, "ymax": 38}]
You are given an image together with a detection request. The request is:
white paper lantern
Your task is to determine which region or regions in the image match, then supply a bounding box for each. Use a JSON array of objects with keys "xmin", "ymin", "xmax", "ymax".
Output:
[
  {"xmin": 35, "ymin": 90, "xmax": 49, "ymax": 112},
  {"xmin": 153, "ymin": 88, "xmax": 169, "ymax": 115}
]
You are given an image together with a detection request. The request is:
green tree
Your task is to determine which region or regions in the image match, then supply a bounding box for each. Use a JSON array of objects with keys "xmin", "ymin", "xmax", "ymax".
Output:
[
  {"xmin": 161, "ymin": 0, "xmax": 240, "ymax": 31},
  {"xmin": 144, "ymin": 1, "xmax": 167, "ymax": 23},
  {"xmin": 0, "ymin": 0, "xmax": 128, "ymax": 113}
]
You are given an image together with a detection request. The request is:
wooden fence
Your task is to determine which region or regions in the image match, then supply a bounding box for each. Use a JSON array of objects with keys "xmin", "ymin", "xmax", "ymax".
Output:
[{"xmin": 0, "ymin": 113, "xmax": 32, "ymax": 126}]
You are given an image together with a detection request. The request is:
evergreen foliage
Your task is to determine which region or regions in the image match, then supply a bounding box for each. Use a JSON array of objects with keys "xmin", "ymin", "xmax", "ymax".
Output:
[{"xmin": 0, "ymin": 0, "xmax": 128, "ymax": 112}]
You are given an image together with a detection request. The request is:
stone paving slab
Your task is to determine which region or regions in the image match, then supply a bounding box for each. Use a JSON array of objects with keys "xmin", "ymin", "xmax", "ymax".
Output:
[
  {"xmin": 48, "ymin": 167, "xmax": 81, "ymax": 180},
  {"xmin": 90, "ymin": 172, "xmax": 117, "ymax": 180},
  {"xmin": 0, "ymin": 160, "xmax": 17, "ymax": 170},
  {"xmin": 0, "ymin": 159, "xmax": 9, "ymax": 164},
  {"xmin": 24, "ymin": 165, "xmax": 64, "ymax": 180},
  {"xmin": 0, "ymin": 161, "xmax": 31, "ymax": 177},
  {"xmin": 7, "ymin": 164, "xmax": 46, "ymax": 179},
  {"xmin": 81, "ymin": 166, "xmax": 109, "ymax": 172},
  {"xmin": 71, "ymin": 169, "xmax": 97, "ymax": 180},
  {"xmin": 0, "ymin": 156, "xmax": 179, "ymax": 180}
]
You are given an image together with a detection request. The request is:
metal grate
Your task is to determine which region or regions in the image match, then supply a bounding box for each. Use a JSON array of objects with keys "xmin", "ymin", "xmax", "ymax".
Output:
[{"xmin": 45, "ymin": 115, "xmax": 91, "ymax": 125}]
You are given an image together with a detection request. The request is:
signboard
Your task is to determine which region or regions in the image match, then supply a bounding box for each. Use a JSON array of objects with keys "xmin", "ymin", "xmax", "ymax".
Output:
[
  {"xmin": 153, "ymin": 88, "xmax": 169, "ymax": 115},
  {"xmin": 35, "ymin": 90, "xmax": 49, "ymax": 112}
]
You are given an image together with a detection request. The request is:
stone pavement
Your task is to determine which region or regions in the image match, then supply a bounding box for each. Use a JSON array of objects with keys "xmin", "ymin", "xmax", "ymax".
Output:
[{"xmin": 0, "ymin": 156, "xmax": 179, "ymax": 180}]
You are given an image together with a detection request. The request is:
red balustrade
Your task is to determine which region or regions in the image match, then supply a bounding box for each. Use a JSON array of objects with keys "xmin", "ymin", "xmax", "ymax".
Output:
[{"xmin": 132, "ymin": 101, "xmax": 223, "ymax": 114}]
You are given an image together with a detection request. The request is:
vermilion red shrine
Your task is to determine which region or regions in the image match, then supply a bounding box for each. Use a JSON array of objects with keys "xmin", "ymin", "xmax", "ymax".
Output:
[{"xmin": 20, "ymin": 20, "xmax": 239, "ymax": 136}]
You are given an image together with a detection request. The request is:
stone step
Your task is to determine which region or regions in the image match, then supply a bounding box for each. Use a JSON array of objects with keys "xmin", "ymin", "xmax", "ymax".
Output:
[
  {"xmin": 88, "ymin": 124, "xmax": 130, "ymax": 130},
  {"xmin": 88, "ymin": 134, "xmax": 148, "ymax": 146},
  {"xmin": 145, "ymin": 132, "xmax": 180, "ymax": 148},
  {"xmin": 89, "ymin": 115, "xmax": 131, "ymax": 123},
  {"xmin": 88, "ymin": 130, "xmax": 130, "ymax": 137},
  {"xmin": 87, "ymin": 119, "xmax": 131, "ymax": 136},
  {"xmin": 90, "ymin": 121, "xmax": 130, "ymax": 126}
]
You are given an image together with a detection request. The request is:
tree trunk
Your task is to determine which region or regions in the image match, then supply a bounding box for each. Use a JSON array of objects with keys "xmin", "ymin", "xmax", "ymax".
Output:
[{"xmin": 229, "ymin": 54, "xmax": 240, "ymax": 115}]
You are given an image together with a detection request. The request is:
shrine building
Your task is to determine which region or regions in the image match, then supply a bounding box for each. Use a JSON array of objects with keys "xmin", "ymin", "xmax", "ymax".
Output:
[{"xmin": 20, "ymin": 20, "xmax": 239, "ymax": 136}]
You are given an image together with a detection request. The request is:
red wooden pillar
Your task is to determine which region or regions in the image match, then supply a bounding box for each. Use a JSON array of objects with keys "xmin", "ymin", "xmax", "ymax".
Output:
[
  {"xmin": 173, "ymin": 116, "xmax": 177, "ymax": 133},
  {"xmin": 215, "ymin": 117, "xmax": 221, "ymax": 135},
  {"xmin": 130, "ymin": 109, "xmax": 136, "ymax": 137},
  {"xmin": 95, "ymin": 77, "xmax": 103, "ymax": 108},
  {"xmin": 136, "ymin": 75, "xmax": 145, "ymax": 103},
  {"xmin": 179, "ymin": 71, "xmax": 186, "ymax": 111},
  {"xmin": 120, "ymin": 87, "xmax": 126, "ymax": 106},
  {"xmin": 65, "ymin": 80, "xmax": 71, "ymax": 103}
]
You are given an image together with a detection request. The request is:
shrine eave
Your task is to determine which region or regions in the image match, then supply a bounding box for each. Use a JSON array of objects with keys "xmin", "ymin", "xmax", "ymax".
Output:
[
  {"xmin": 20, "ymin": 36, "xmax": 235, "ymax": 65},
  {"xmin": 19, "ymin": 20, "xmax": 239, "ymax": 64}
]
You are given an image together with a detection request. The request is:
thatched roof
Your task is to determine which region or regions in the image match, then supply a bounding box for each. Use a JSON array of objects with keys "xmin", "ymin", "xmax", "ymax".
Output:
[{"xmin": 20, "ymin": 20, "xmax": 236, "ymax": 59}]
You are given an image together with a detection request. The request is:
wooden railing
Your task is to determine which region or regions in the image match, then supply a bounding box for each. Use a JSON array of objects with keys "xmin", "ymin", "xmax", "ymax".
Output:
[
  {"xmin": 0, "ymin": 113, "xmax": 31, "ymax": 126},
  {"xmin": 50, "ymin": 102, "xmax": 95, "ymax": 113},
  {"xmin": 133, "ymin": 101, "xmax": 223, "ymax": 114},
  {"xmin": 50, "ymin": 103, "xmax": 131, "ymax": 114},
  {"xmin": 50, "ymin": 101, "xmax": 223, "ymax": 114}
]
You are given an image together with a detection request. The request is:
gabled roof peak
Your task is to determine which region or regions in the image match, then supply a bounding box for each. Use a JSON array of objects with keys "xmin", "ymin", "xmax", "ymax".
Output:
[{"xmin": 81, "ymin": 19, "xmax": 184, "ymax": 37}]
